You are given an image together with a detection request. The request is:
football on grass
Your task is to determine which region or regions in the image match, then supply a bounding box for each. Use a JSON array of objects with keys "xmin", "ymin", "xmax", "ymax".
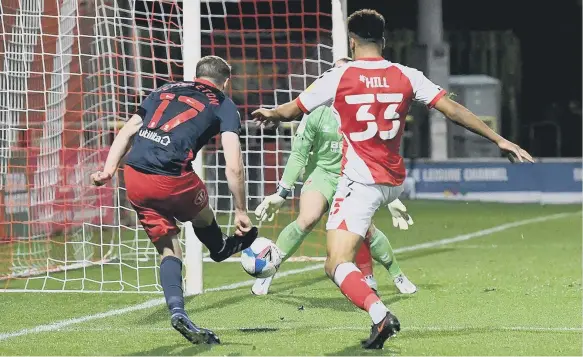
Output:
[{"xmin": 241, "ymin": 237, "xmax": 282, "ymax": 278}]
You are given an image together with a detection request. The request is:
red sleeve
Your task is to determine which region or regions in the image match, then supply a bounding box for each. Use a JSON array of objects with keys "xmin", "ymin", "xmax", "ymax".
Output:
[
  {"xmin": 428, "ymin": 89, "xmax": 447, "ymax": 108},
  {"xmin": 296, "ymin": 97, "xmax": 309, "ymax": 114}
]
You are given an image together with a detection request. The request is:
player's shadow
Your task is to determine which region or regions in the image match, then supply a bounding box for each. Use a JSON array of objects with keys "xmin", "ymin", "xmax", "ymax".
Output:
[
  {"xmin": 129, "ymin": 343, "xmax": 212, "ymax": 356},
  {"xmin": 326, "ymin": 325, "xmax": 579, "ymax": 356},
  {"xmin": 270, "ymin": 291, "xmax": 412, "ymax": 313},
  {"xmin": 267, "ymin": 272, "xmax": 329, "ymax": 295},
  {"xmin": 139, "ymin": 290, "xmax": 254, "ymax": 325},
  {"xmin": 327, "ymin": 343, "xmax": 401, "ymax": 356},
  {"xmin": 326, "ymin": 320, "xmax": 464, "ymax": 357},
  {"xmin": 139, "ymin": 274, "xmax": 328, "ymax": 325},
  {"xmin": 405, "ymin": 283, "xmax": 442, "ymax": 291},
  {"xmin": 139, "ymin": 247, "xmax": 453, "ymax": 325},
  {"xmin": 131, "ymin": 341, "xmax": 251, "ymax": 356}
]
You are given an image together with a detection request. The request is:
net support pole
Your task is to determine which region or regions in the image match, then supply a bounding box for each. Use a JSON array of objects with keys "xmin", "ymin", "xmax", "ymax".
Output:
[
  {"xmin": 182, "ymin": 0, "xmax": 203, "ymax": 295},
  {"xmin": 332, "ymin": 0, "xmax": 348, "ymax": 60}
]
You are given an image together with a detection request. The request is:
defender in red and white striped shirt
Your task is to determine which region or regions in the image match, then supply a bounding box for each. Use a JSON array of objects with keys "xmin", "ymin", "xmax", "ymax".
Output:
[
  {"xmin": 252, "ymin": 9, "xmax": 533, "ymax": 350},
  {"xmin": 297, "ymin": 56, "xmax": 445, "ymax": 186}
]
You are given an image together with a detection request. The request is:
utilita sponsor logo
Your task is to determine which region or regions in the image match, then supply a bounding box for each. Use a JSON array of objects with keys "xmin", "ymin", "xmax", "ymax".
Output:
[{"xmin": 139, "ymin": 129, "xmax": 170, "ymax": 146}]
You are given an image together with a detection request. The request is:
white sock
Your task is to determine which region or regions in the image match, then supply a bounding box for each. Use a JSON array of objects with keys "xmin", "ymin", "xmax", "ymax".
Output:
[{"xmin": 368, "ymin": 301, "xmax": 388, "ymax": 324}]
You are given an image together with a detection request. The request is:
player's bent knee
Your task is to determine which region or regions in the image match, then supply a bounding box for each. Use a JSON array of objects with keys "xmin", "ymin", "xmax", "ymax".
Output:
[
  {"xmin": 191, "ymin": 204, "xmax": 214, "ymax": 228},
  {"xmin": 296, "ymin": 207, "xmax": 324, "ymax": 231},
  {"xmin": 296, "ymin": 214, "xmax": 319, "ymax": 232},
  {"xmin": 324, "ymin": 255, "xmax": 350, "ymax": 280},
  {"xmin": 324, "ymin": 257, "xmax": 337, "ymax": 279},
  {"xmin": 325, "ymin": 229, "xmax": 363, "ymax": 279},
  {"xmin": 297, "ymin": 190, "xmax": 328, "ymax": 231},
  {"xmin": 153, "ymin": 235, "xmax": 182, "ymax": 258},
  {"xmin": 324, "ymin": 248, "xmax": 351, "ymax": 279}
]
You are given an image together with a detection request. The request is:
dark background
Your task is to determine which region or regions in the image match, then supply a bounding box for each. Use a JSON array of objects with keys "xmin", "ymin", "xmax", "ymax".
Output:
[
  {"xmin": 349, "ymin": 0, "xmax": 582, "ymax": 156},
  {"xmin": 136, "ymin": 0, "xmax": 582, "ymax": 157}
]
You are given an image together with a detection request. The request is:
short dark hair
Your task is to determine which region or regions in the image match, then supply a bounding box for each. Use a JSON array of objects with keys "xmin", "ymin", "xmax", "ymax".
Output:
[
  {"xmin": 347, "ymin": 9, "xmax": 385, "ymax": 44},
  {"xmin": 195, "ymin": 56, "xmax": 231, "ymax": 84}
]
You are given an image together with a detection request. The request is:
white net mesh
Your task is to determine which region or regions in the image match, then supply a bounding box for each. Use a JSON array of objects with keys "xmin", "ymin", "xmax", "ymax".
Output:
[{"xmin": 0, "ymin": 0, "xmax": 336, "ymax": 292}]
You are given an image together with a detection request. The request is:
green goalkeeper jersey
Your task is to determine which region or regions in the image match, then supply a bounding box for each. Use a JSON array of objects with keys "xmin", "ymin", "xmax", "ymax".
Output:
[{"xmin": 280, "ymin": 106, "xmax": 342, "ymax": 188}]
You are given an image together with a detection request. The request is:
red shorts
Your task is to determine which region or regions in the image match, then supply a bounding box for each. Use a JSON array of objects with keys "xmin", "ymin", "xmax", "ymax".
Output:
[{"xmin": 124, "ymin": 165, "xmax": 208, "ymax": 242}]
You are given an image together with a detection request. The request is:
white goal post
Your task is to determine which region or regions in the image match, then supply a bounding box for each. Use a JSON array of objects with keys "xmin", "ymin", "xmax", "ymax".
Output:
[
  {"xmin": 0, "ymin": 0, "xmax": 347, "ymax": 293},
  {"xmin": 181, "ymin": 0, "xmax": 204, "ymax": 296},
  {"xmin": 183, "ymin": 0, "xmax": 348, "ymax": 294}
]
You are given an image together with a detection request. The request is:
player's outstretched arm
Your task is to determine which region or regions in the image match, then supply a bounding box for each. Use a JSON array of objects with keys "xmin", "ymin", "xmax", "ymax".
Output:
[
  {"xmin": 254, "ymin": 110, "xmax": 319, "ymax": 222},
  {"xmin": 252, "ymin": 65, "xmax": 343, "ymax": 127},
  {"xmin": 279, "ymin": 116, "xmax": 316, "ymax": 187},
  {"xmin": 91, "ymin": 114, "xmax": 143, "ymax": 186},
  {"xmin": 251, "ymin": 100, "xmax": 303, "ymax": 128},
  {"xmin": 222, "ymin": 131, "xmax": 246, "ymax": 212},
  {"xmin": 222, "ymin": 131, "xmax": 252, "ymax": 234},
  {"xmin": 434, "ymin": 96, "xmax": 534, "ymax": 163}
]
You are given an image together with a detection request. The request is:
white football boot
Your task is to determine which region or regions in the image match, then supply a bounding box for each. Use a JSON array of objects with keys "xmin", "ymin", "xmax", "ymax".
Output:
[
  {"xmin": 393, "ymin": 274, "xmax": 417, "ymax": 294},
  {"xmin": 251, "ymin": 274, "xmax": 274, "ymax": 295}
]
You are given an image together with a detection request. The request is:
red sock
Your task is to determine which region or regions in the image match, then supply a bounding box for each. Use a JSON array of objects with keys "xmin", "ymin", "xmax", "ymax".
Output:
[
  {"xmin": 333, "ymin": 262, "xmax": 380, "ymax": 311},
  {"xmin": 355, "ymin": 239, "xmax": 373, "ymax": 277}
]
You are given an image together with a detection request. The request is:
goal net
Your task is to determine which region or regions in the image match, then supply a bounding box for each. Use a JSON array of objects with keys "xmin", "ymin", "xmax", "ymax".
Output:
[{"xmin": 0, "ymin": 0, "xmax": 346, "ymax": 292}]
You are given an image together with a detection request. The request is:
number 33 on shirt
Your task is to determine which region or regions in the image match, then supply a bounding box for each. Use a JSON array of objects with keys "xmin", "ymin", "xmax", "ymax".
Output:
[{"xmin": 296, "ymin": 58, "xmax": 446, "ymax": 186}]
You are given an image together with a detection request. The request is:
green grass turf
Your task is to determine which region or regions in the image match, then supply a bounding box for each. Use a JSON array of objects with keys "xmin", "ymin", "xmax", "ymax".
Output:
[{"xmin": 0, "ymin": 201, "xmax": 581, "ymax": 355}]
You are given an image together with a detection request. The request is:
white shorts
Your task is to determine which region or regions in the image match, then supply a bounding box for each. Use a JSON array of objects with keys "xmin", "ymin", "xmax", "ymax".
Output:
[{"xmin": 326, "ymin": 175, "xmax": 404, "ymax": 237}]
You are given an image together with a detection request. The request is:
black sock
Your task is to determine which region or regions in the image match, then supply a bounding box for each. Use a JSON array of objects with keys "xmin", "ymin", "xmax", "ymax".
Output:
[
  {"xmin": 192, "ymin": 218, "xmax": 225, "ymax": 254},
  {"xmin": 160, "ymin": 256, "xmax": 185, "ymax": 315}
]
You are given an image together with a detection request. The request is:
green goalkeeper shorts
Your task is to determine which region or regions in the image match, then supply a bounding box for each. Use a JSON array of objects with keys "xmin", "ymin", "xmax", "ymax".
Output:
[{"xmin": 300, "ymin": 167, "xmax": 340, "ymax": 209}]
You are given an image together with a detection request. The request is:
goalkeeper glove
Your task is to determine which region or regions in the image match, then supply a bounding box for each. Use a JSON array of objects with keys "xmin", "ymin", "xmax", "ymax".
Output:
[
  {"xmin": 254, "ymin": 185, "xmax": 290, "ymax": 222},
  {"xmin": 388, "ymin": 198, "xmax": 414, "ymax": 230}
]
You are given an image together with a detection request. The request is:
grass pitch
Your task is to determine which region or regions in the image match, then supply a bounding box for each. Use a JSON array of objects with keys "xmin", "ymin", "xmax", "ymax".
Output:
[{"xmin": 0, "ymin": 201, "xmax": 581, "ymax": 355}]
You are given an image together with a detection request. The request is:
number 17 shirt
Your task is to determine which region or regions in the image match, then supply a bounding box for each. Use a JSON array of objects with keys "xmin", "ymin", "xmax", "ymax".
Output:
[
  {"xmin": 126, "ymin": 79, "xmax": 241, "ymax": 176},
  {"xmin": 296, "ymin": 57, "xmax": 446, "ymax": 186}
]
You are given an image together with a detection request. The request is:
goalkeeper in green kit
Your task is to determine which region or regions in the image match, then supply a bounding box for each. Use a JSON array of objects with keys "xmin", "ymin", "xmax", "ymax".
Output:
[{"xmin": 253, "ymin": 58, "xmax": 416, "ymax": 296}]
